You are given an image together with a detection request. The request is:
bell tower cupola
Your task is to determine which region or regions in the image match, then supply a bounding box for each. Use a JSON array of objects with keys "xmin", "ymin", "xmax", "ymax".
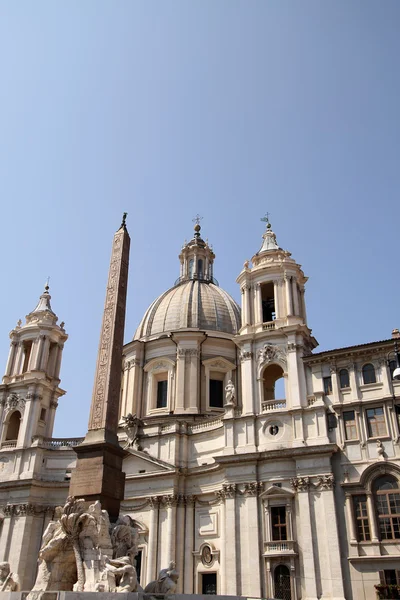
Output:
[
  {"xmin": 236, "ymin": 217, "xmax": 310, "ymax": 334},
  {"xmin": 177, "ymin": 217, "xmax": 216, "ymax": 284},
  {"xmin": 0, "ymin": 283, "xmax": 68, "ymax": 448}
]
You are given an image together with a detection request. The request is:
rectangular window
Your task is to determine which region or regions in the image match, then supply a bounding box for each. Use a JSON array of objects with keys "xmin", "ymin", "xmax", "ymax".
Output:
[
  {"xmin": 202, "ymin": 573, "xmax": 217, "ymax": 595},
  {"xmin": 156, "ymin": 380, "xmax": 168, "ymax": 409},
  {"xmin": 366, "ymin": 406, "xmax": 387, "ymax": 438},
  {"xmin": 353, "ymin": 495, "xmax": 370, "ymax": 541},
  {"xmin": 40, "ymin": 408, "xmax": 47, "ymax": 422},
  {"xmin": 380, "ymin": 570, "xmax": 400, "ymax": 586},
  {"xmin": 271, "ymin": 506, "xmax": 287, "ymax": 541},
  {"xmin": 343, "ymin": 410, "xmax": 357, "ymax": 440},
  {"xmin": 209, "ymin": 379, "xmax": 224, "ymax": 408},
  {"xmin": 323, "ymin": 376, "xmax": 332, "ymax": 395}
]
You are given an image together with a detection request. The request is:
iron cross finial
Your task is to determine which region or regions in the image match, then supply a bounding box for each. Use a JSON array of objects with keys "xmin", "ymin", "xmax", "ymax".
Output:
[
  {"xmin": 192, "ymin": 214, "xmax": 203, "ymax": 226},
  {"xmin": 261, "ymin": 213, "xmax": 271, "ymax": 229}
]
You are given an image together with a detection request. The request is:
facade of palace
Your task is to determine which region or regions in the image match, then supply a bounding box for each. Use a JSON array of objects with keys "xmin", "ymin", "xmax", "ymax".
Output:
[{"xmin": 0, "ymin": 221, "xmax": 399, "ymax": 600}]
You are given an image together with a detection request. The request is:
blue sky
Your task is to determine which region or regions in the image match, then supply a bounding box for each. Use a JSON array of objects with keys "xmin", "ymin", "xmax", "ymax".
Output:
[{"xmin": 0, "ymin": 1, "xmax": 399, "ymax": 437}]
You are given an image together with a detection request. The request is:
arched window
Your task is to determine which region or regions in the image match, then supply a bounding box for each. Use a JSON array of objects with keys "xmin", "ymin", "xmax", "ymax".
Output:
[
  {"xmin": 198, "ymin": 259, "xmax": 203, "ymax": 279},
  {"xmin": 274, "ymin": 564, "xmax": 291, "ymax": 600},
  {"xmin": 339, "ymin": 368, "xmax": 350, "ymax": 389},
  {"xmin": 373, "ymin": 475, "xmax": 400, "ymax": 540},
  {"xmin": 362, "ymin": 363, "xmax": 376, "ymax": 385},
  {"xmin": 5, "ymin": 411, "xmax": 21, "ymax": 441},
  {"xmin": 262, "ymin": 364, "xmax": 285, "ymax": 410},
  {"xmin": 189, "ymin": 259, "xmax": 194, "ymax": 278}
]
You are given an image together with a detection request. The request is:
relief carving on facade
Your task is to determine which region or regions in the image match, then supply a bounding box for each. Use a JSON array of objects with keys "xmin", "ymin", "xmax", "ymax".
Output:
[
  {"xmin": 316, "ymin": 474, "xmax": 335, "ymax": 489},
  {"xmin": 239, "ymin": 350, "xmax": 253, "ymax": 362},
  {"xmin": 0, "ymin": 562, "xmax": 20, "ymax": 592},
  {"xmin": 243, "ymin": 481, "xmax": 263, "ymax": 496},
  {"xmin": 258, "ymin": 343, "xmax": 287, "ymax": 369},
  {"xmin": 290, "ymin": 476, "xmax": 310, "ymax": 492},
  {"xmin": 120, "ymin": 413, "xmax": 142, "ymax": 449},
  {"xmin": 4, "ymin": 393, "xmax": 25, "ymax": 415}
]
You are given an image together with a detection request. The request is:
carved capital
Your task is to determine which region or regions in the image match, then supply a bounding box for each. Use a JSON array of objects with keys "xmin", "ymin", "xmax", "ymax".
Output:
[
  {"xmin": 164, "ymin": 494, "xmax": 179, "ymax": 508},
  {"xmin": 243, "ymin": 482, "xmax": 262, "ymax": 496},
  {"xmin": 240, "ymin": 351, "xmax": 253, "ymax": 362},
  {"xmin": 316, "ymin": 474, "xmax": 335, "ymax": 489},
  {"xmin": 148, "ymin": 496, "xmax": 161, "ymax": 508},
  {"xmin": 290, "ymin": 476, "xmax": 310, "ymax": 492}
]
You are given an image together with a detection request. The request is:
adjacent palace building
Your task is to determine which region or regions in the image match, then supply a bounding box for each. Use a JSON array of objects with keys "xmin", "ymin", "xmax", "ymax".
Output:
[{"xmin": 0, "ymin": 219, "xmax": 400, "ymax": 600}]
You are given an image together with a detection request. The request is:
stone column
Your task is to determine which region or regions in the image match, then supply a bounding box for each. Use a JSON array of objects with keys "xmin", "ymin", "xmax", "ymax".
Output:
[
  {"xmin": 349, "ymin": 363, "xmax": 360, "ymax": 400},
  {"xmin": 380, "ymin": 359, "xmax": 391, "ymax": 397},
  {"xmin": 244, "ymin": 485, "xmax": 261, "ymax": 597},
  {"xmin": 165, "ymin": 495, "xmax": 177, "ymax": 565},
  {"xmin": 175, "ymin": 350, "xmax": 185, "ymax": 411},
  {"xmin": 330, "ymin": 365, "xmax": 340, "ymax": 401},
  {"xmin": 12, "ymin": 342, "xmax": 24, "ymax": 376},
  {"xmin": 240, "ymin": 351, "xmax": 255, "ymax": 414},
  {"xmin": 285, "ymin": 276, "xmax": 293, "ymax": 316},
  {"xmin": 291, "ymin": 477, "xmax": 318, "ymax": 600},
  {"xmin": 273, "ymin": 281, "xmax": 280, "ymax": 319},
  {"xmin": 318, "ymin": 478, "xmax": 345, "ymax": 599},
  {"xmin": 244, "ymin": 286, "xmax": 251, "ymax": 324},
  {"xmin": 345, "ymin": 493, "xmax": 357, "ymax": 544},
  {"xmin": 218, "ymin": 493, "xmax": 226, "ymax": 595},
  {"xmin": 176, "ymin": 496, "xmax": 185, "ymax": 593},
  {"xmin": 5, "ymin": 342, "xmax": 17, "ymax": 377},
  {"xmin": 40, "ymin": 336, "xmax": 51, "ymax": 371},
  {"xmin": 292, "ymin": 278, "xmax": 300, "ymax": 316},
  {"xmin": 300, "ymin": 287, "xmax": 307, "ymax": 324},
  {"xmin": 223, "ymin": 485, "xmax": 237, "ymax": 595},
  {"xmin": 241, "ymin": 287, "xmax": 246, "ymax": 327},
  {"xmin": 147, "ymin": 497, "xmax": 160, "ymax": 583},
  {"xmin": 366, "ymin": 493, "xmax": 379, "ymax": 542},
  {"xmin": 46, "ymin": 399, "xmax": 58, "ymax": 437},
  {"xmin": 183, "ymin": 495, "xmax": 195, "ymax": 593},
  {"xmin": 54, "ymin": 343, "xmax": 64, "ymax": 379},
  {"xmin": 188, "ymin": 349, "xmax": 199, "ymax": 413}
]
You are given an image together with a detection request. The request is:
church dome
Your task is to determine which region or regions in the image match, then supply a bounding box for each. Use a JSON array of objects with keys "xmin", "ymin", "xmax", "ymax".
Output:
[{"xmin": 134, "ymin": 222, "xmax": 241, "ymax": 340}]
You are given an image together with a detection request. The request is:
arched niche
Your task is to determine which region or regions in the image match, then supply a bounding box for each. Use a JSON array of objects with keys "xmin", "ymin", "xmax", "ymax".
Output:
[{"xmin": 5, "ymin": 410, "xmax": 21, "ymax": 442}]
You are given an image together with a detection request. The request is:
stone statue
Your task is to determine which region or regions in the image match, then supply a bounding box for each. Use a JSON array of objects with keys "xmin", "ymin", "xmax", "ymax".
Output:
[
  {"xmin": 377, "ymin": 439, "xmax": 385, "ymax": 458},
  {"xmin": 111, "ymin": 515, "xmax": 139, "ymax": 562},
  {"xmin": 224, "ymin": 380, "xmax": 236, "ymax": 407},
  {"xmin": 144, "ymin": 561, "xmax": 179, "ymax": 596},
  {"xmin": 120, "ymin": 413, "xmax": 142, "ymax": 449},
  {"xmin": 0, "ymin": 562, "xmax": 20, "ymax": 591},
  {"xmin": 104, "ymin": 556, "xmax": 138, "ymax": 592},
  {"xmin": 29, "ymin": 496, "xmax": 140, "ymax": 594}
]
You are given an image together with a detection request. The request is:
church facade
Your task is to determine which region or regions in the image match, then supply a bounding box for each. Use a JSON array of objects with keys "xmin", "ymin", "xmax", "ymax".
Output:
[{"xmin": 0, "ymin": 220, "xmax": 399, "ymax": 600}]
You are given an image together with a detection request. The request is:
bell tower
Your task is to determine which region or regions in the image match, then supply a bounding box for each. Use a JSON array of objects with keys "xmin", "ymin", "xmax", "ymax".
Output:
[
  {"xmin": 236, "ymin": 218, "xmax": 317, "ymax": 417},
  {"xmin": 0, "ymin": 283, "xmax": 67, "ymax": 448}
]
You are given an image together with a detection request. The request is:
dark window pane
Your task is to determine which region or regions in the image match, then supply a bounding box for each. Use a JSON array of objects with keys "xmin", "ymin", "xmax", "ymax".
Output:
[
  {"xmin": 353, "ymin": 495, "xmax": 370, "ymax": 541},
  {"xmin": 343, "ymin": 411, "xmax": 357, "ymax": 440},
  {"xmin": 339, "ymin": 369, "xmax": 350, "ymax": 388},
  {"xmin": 362, "ymin": 363, "xmax": 376, "ymax": 384},
  {"xmin": 157, "ymin": 380, "xmax": 168, "ymax": 408},
  {"xmin": 271, "ymin": 506, "xmax": 287, "ymax": 541},
  {"xmin": 323, "ymin": 376, "xmax": 332, "ymax": 395},
  {"xmin": 366, "ymin": 407, "xmax": 386, "ymax": 437},
  {"xmin": 210, "ymin": 379, "xmax": 224, "ymax": 408}
]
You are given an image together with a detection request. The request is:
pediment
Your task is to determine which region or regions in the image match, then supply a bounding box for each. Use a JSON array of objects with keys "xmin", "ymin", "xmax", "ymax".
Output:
[
  {"xmin": 123, "ymin": 449, "xmax": 175, "ymax": 476},
  {"xmin": 259, "ymin": 484, "xmax": 294, "ymax": 499}
]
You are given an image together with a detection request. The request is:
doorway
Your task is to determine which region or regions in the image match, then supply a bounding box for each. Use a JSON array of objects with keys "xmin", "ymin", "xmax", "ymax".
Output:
[
  {"xmin": 274, "ymin": 564, "xmax": 291, "ymax": 600},
  {"xmin": 202, "ymin": 573, "xmax": 217, "ymax": 595}
]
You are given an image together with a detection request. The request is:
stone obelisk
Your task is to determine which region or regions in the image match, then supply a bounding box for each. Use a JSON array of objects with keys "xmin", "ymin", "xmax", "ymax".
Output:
[{"xmin": 69, "ymin": 214, "xmax": 130, "ymax": 520}]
